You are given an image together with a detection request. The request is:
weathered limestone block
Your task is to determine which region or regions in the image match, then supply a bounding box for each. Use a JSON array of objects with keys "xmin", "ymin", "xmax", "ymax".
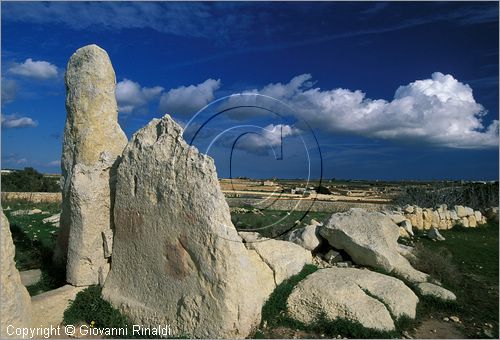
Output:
[
  {"xmin": 455, "ymin": 205, "xmax": 467, "ymax": 218},
  {"xmin": 287, "ymin": 268, "xmax": 419, "ymax": 332},
  {"xmin": 416, "ymin": 282, "xmax": 456, "ymax": 302},
  {"xmin": 19, "ymin": 269, "xmax": 42, "ymax": 287},
  {"xmin": 240, "ymin": 232, "xmax": 312, "ymax": 285},
  {"xmin": 461, "ymin": 217, "xmax": 469, "ymax": 228},
  {"xmin": 287, "ymin": 224, "xmax": 323, "ymax": 251},
  {"xmin": 387, "ymin": 212, "xmax": 406, "ymax": 225},
  {"xmin": 474, "ymin": 211, "xmax": 482, "ymax": 223},
  {"xmin": 102, "ymin": 115, "xmax": 270, "ymax": 338},
  {"xmin": 54, "ymin": 44, "xmax": 128, "ymax": 286},
  {"xmin": 438, "ymin": 219, "xmax": 448, "ymax": 229},
  {"xmin": 1, "ymin": 211, "xmax": 32, "ymax": 337},
  {"xmin": 399, "ymin": 227, "xmax": 410, "ymax": 238},
  {"xmin": 407, "ymin": 214, "xmax": 417, "ymax": 228},
  {"xmin": 319, "ymin": 209, "xmax": 428, "ymax": 283},
  {"xmin": 31, "ymin": 285, "xmax": 85, "ymax": 329},
  {"xmin": 414, "ymin": 207, "xmax": 424, "ymax": 229},
  {"xmin": 468, "ymin": 215, "xmax": 477, "ymax": 228},
  {"xmin": 431, "ymin": 211, "xmax": 440, "ymax": 228},
  {"xmin": 399, "ymin": 220, "xmax": 414, "ymax": 236},
  {"xmin": 428, "ymin": 227, "xmax": 445, "ymax": 241}
]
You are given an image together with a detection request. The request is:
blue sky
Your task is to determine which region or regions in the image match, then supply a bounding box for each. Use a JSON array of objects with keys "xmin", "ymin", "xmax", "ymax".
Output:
[{"xmin": 1, "ymin": 1, "xmax": 498, "ymax": 180}]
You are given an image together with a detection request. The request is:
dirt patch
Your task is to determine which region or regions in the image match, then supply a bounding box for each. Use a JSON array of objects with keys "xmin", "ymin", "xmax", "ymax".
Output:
[
  {"xmin": 412, "ymin": 319, "xmax": 466, "ymax": 339},
  {"xmin": 262, "ymin": 325, "xmax": 323, "ymax": 339}
]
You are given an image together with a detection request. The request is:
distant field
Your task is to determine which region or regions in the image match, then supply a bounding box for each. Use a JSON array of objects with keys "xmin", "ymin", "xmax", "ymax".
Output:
[{"xmin": 231, "ymin": 207, "xmax": 332, "ymax": 239}]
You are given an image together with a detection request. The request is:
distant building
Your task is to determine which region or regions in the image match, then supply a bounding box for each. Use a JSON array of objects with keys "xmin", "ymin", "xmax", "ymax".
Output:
[{"xmin": 263, "ymin": 180, "xmax": 277, "ymax": 186}]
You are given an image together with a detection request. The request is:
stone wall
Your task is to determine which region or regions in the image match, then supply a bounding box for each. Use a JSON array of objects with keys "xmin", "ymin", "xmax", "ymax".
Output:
[
  {"xmin": 226, "ymin": 197, "xmax": 391, "ymax": 213},
  {"xmin": 384, "ymin": 204, "xmax": 487, "ymax": 230},
  {"xmin": 2, "ymin": 193, "xmax": 391, "ymax": 213},
  {"xmin": 1, "ymin": 192, "xmax": 62, "ymax": 204}
]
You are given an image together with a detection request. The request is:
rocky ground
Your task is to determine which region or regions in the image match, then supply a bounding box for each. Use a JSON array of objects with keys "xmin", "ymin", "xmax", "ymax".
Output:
[{"xmin": 3, "ymin": 199, "xmax": 498, "ymax": 339}]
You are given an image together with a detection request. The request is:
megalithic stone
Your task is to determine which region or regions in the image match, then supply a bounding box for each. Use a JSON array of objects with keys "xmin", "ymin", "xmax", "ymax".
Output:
[
  {"xmin": 102, "ymin": 115, "xmax": 273, "ymax": 338},
  {"xmin": 1, "ymin": 210, "xmax": 32, "ymax": 337},
  {"xmin": 53, "ymin": 44, "xmax": 127, "ymax": 286}
]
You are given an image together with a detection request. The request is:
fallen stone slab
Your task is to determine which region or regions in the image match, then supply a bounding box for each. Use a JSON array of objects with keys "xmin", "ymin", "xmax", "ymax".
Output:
[
  {"xmin": 287, "ymin": 224, "xmax": 323, "ymax": 251},
  {"xmin": 416, "ymin": 282, "xmax": 456, "ymax": 302},
  {"xmin": 31, "ymin": 285, "xmax": 86, "ymax": 328},
  {"xmin": 287, "ymin": 267, "xmax": 418, "ymax": 332},
  {"xmin": 398, "ymin": 219, "xmax": 414, "ymax": 236},
  {"xmin": 20, "ymin": 269, "xmax": 42, "ymax": 287},
  {"xmin": 428, "ymin": 227, "xmax": 445, "ymax": 241},
  {"xmin": 11, "ymin": 209, "xmax": 42, "ymax": 216},
  {"xmin": 240, "ymin": 232, "xmax": 312, "ymax": 285},
  {"xmin": 319, "ymin": 208, "xmax": 428, "ymax": 283},
  {"xmin": 42, "ymin": 213, "xmax": 60, "ymax": 227}
]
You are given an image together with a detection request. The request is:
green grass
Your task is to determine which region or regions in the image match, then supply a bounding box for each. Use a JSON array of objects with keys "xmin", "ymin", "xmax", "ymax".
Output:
[
  {"xmin": 411, "ymin": 222, "xmax": 499, "ymax": 338},
  {"xmin": 257, "ymin": 222, "xmax": 499, "ymax": 339},
  {"xmin": 257, "ymin": 264, "xmax": 403, "ymax": 339},
  {"xmin": 64, "ymin": 285, "xmax": 130, "ymax": 330},
  {"xmin": 3, "ymin": 200, "xmax": 61, "ymax": 252},
  {"xmin": 231, "ymin": 208, "xmax": 331, "ymax": 239},
  {"xmin": 3, "ymin": 200, "xmax": 65, "ymax": 295},
  {"xmin": 260, "ymin": 264, "xmax": 319, "ymax": 328},
  {"xmin": 64, "ymin": 285, "xmax": 188, "ymax": 339}
]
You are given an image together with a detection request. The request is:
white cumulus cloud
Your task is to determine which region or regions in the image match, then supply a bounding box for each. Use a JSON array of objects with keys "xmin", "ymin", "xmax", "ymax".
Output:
[
  {"xmin": 251, "ymin": 73, "xmax": 498, "ymax": 149},
  {"xmin": 159, "ymin": 78, "xmax": 220, "ymax": 116},
  {"xmin": 1, "ymin": 114, "xmax": 38, "ymax": 128},
  {"xmin": 8, "ymin": 58, "xmax": 58, "ymax": 79},
  {"xmin": 235, "ymin": 124, "xmax": 301, "ymax": 155},
  {"xmin": 115, "ymin": 79, "xmax": 164, "ymax": 114}
]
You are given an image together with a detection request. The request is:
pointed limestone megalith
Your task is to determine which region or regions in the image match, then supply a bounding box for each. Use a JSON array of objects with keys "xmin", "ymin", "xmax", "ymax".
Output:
[
  {"xmin": 53, "ymin": 44, "xmax": 128, "ymax": 286},
  {"xmin": 1, "ymin": 210, "xmax": 32, "ymax": 337},
  {"xmin": 102, "ymin": 115, "xmax": 273, "ymax": 338}
]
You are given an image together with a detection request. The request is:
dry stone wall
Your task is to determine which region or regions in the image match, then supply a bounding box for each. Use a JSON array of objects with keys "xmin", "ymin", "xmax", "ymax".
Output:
[
  {"xmin": 385, "ymin": 204, "xmax": 487, "ymax": 231},
  {"xmin": 1, "ymin": 192, "xmax": 62, "ymax": 204}
]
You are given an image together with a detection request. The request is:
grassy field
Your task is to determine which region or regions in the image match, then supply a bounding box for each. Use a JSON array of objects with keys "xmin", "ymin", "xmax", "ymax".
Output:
[
  {"xmin": 231, "ymin": 206, "xmax": 331, "ymax": 238},
  {"xmin": 3, "ymin": 199, "xmax": 498, "ymax": 338},
  {"xmin": 411, "ymin": 223, "xmax": 499, "ymax": 338},
  {"xmin": 3, "ymin": 200, "xmax": 65, "ymax": 295}
]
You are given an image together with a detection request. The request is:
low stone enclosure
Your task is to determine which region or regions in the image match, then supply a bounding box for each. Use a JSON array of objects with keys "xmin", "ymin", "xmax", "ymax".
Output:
[{"xmin": 1, "ymin": 44, "xmax": 498, "ymax": 338}]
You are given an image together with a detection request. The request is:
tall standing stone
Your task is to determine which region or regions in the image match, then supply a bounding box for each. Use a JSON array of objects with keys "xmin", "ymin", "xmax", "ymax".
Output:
[
  {"xmin": 1, "ymin": 210, "xmax": 32, "ymax": 337},
  {"xmin": 102, "ymin": 115, "xmax": 271, "ymax": 338},
  {"xmin": 53, "ymin": 44, "xmax": 127, "ymax": 286}
]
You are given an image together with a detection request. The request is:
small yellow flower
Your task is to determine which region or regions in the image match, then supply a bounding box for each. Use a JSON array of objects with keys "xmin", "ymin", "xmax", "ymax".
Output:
[{"xmin": 90, "ymin": 321, "xmax": 95, "ymax": 328}]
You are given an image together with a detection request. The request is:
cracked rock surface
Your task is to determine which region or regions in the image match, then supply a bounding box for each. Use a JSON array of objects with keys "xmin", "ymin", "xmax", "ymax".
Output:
[
  {"xmin": 287, "ymin": 267, "xmax": 418, "ymax": 332},
  {"xmin": 54, "ymin": 44, "xmax": 127, "ymax": 286},
  {"xmin": 239, "ymin": 231, "xmax": 312, "ymax": 285},
  {"xmin": 102, "ymin": 114, "xmax": 271, "ymax": 338},
  {"xmin": 320, "ymin": 208, "xmax": 429, "ymax": 283},
  {"xmin": 1, "ymin": 210, "xmax": 32, "ymax": 337}
]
